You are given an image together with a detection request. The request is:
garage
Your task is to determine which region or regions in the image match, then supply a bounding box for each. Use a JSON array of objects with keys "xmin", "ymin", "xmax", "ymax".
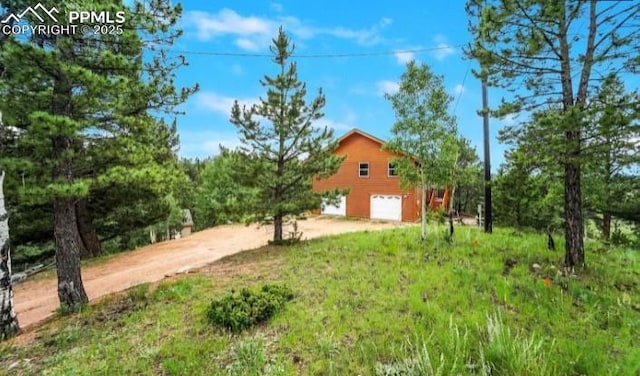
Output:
[
  {"xmin": 321, "ymin": 195, "xmax": 347, "ymax": 216},
  {"xmin": 370, "ymin": 194, "xmax": 402, "ymax": 221}
]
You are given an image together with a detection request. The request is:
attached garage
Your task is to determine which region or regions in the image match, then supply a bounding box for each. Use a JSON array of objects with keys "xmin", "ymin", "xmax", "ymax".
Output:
[
  {"xmin": 321, "ymin": 195, "xmax": 347, "ymax": 216},
  {"xmin": 370, "ymin": 194, "xmax": 402, "ymax": 221}
]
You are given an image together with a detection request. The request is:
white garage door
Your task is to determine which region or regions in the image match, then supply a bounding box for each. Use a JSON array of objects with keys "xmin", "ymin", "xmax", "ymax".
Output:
[
  {"xmin": 321, "ymin": 195, "xmax": 347, "ymax": 216},
  {"xmin": 370, "ymin": 194, "xmax": 402, "ymax": 221}
]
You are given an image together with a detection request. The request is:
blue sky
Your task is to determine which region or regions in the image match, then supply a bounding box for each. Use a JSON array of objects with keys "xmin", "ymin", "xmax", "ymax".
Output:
[{"xmin": 169, "ymin": 1, "xmax": 513, "ymax": 166}]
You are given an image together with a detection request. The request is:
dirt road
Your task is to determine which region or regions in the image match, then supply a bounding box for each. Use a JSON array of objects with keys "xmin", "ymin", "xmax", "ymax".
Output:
[{"xmin": 13, "ymin": 217, "xmax": 405, "ymax": 330}]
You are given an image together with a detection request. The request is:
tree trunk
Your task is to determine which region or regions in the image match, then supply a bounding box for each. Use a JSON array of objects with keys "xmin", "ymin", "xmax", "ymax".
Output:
[
  {"xmin": 0, "ymin": 170, "xmax": 20, "ymax": 339},
  {"xmin": 564, "ymin": 157, "xmax": 584, "ymax": 268},
  {"xmin": 54, "ymin": 196, "xmax": 89, "ymax": 308},
  {"xmin": 602, "ymin": 212, "xmax": 611, "ymax": 241},
  {"xmin": 273, "ymin": 213, "xmax": 283, "ymax": 243},
  {"xmin": 76, "ymin": 198, "xmax": 101, "ymax": 258},
  {"xmin": 53, "ymin": 136, "xmax": 88, "ymax": 309},
  {"xmin": 547, "ymin": 230, "xmax": 556, "ymax": 251},
  {"xmin": 50, "ymin": 49, "xmax": 88, "ymax": 309},
  {"xmin": 421, "ymin": 185, "xmax": 427, "ymax": 241},
  {"xmin": 448, "ymin": 186, "xmax": 456, "ymax": 213}
]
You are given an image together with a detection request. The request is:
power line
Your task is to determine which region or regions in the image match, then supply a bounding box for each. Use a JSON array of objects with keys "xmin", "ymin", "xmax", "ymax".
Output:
[
  {"xmin": 166, "ymin": 44, "xmax": 466, "ymax": 58},
  {"xmin": 454, "ymin": 59, "xmax": 472, "ymax": 115}
]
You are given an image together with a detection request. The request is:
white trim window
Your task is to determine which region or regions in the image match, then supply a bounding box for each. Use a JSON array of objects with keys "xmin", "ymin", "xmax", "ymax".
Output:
[
  {"xmin": 359, "ymin": 162, "xmax": 369, "ymax": 177},
  {"xmin": 388, "ymin": 162, "xmax": 398, "ymax": 177}
]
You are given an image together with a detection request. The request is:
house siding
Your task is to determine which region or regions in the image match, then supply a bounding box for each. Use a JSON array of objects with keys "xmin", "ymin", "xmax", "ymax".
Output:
[{"xmin": 313, "ymin": 131, "xmax": 421, "ymax": 222}]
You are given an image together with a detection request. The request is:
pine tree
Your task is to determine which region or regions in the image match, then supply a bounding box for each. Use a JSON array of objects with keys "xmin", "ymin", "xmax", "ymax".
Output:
[
  {"xmin": 452, "ymin": 137, "xmax": 483, "ymax": 215},
  {"xmin": 583, "ymin": 74, "xmax": 640, "ymax": 240},
  {"xmin": 193, "ymin": 153, "xmax": 258, "ymax": 229},
  {"xmin": 466, "ymin": 0, "xmax": 640, "ymax": 267},
  {"xmin": 229, "ymin": 28, "xmax": 344, "ymax": 243},
  {"xmin": 0, "ymin": 0, "xmax": 196, "ymax": 309}
]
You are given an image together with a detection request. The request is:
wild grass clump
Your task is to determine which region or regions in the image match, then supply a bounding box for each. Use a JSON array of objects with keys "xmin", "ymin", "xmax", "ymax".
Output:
[
  {"xmin": 374, "ymin": 314, "xmax": 554, "ymax": 376},
  {"xmin": 207, "ymin": 283, "xmax": 294, "ymax": 332},
  {"xmin": 479, "ymin": 313, "xmax": 554, "ymax": 376},
  {"xmin": 225, "ymin": 336, "xmax": 288, "ymax": 376}
]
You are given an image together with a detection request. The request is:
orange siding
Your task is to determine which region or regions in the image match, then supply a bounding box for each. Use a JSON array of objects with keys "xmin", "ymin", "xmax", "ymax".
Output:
[{"xmin": 313, "ymin": 131, "xmax": 420, "ymax": 222}]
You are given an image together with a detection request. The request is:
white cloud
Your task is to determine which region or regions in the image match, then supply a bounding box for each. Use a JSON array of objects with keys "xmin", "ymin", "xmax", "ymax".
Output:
[
  {"xmin": 203, "ymin": 138, "xmax": 243, "ymax": 153},
  {"xmin": 194, "ymin": 91, "xmax": 259, "ymax": 116},
  {"xmin": 379, "ymin": 17, "xmax": 393, "ymax": 27},
  {"xmin": 178, "ymin": 130, "xmax": 243, "ymax": 158},
  {"xmin": 193, "ymin": 92, "xmax": 353, "ymax": 134},
  {"xmin": 453, "ymin": 84, "xmax": 465, "ymax": 95},
  {"xmin": 322, "ymin": 21, "xmax": 388, "ymax": 46},
  {"xmin": 348, "ymin": 85, "xmax": 367, "ymax": 96},
  {"xmin": 432, "ymin": 34, "xmax": 456, "ymax": 61},
  {"xmin": 376, "ymin": 80, "xmax": 400, "ymax": 96},
  {"xmin": 434, "ymin": 43, "xmax": 455, "ymax": 60},
  {"xmin": 394, "ymin": 50, "xmax": 415, "ymax": 65},
  {"xmin": 343, "ymin": 109, "xmax": 358, "ymax": 124},
  {"xmin": 500, "ymin": 113, "xmax": 518, "ymax": 126},
  {"xmin": 185, "ymin": 9, "xmax": 391, "ymax": 50},
  {"xmin": 235, "ymin": 38, "xmax": 260, "ymax": 51},
  {"xmin": 279, "ymin": 16, "xmax": 393, "ymax": 46},
  {"xmin": 187, "ymin": 9, "xmax": 273, "ymax": 39},
  {"xmin": 231, "ymin": 64, "xmax": 243, "ymax": 76},
  {"xmin": 179, "ymin": 119, "xmax": 354, "ymax": 159},
  {"xmin": 318, "ymin": 119, "xmax": 355, "ymax": 132}
]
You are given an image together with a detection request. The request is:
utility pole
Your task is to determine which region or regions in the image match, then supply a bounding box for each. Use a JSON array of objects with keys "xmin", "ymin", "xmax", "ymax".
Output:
[{"xmin": 482, "ymin": 81, "xmax": 492, "ymax": 233}]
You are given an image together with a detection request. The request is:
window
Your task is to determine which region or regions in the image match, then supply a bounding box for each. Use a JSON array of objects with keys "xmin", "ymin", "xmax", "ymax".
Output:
[
  {"xmin": 359, "ymin": 162, "xmax": 369, "ymax": 177},
  {"xmin": 388, "ymin": 162, "xmax": 398, "ymax": 177}
]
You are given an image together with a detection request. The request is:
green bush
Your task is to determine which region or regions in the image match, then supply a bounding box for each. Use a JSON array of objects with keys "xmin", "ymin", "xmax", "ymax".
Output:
[
  {"xmin": 427, "ymin": 207, "xmax": 447, "ymax": 225},
  {"xmin": 13, "ymin": 242, "xmax": 55, "ymax": 270},
  {"xmin": 207, "ymin": 284, "xmax": 294, "ymax": 332},
  {"xmin": 611, "ymin": 227, "xmax": 631, "ymax": 246}
]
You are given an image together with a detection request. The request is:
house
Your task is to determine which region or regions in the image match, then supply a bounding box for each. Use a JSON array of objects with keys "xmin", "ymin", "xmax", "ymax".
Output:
[{"xmin": 312, "ymin": 128, "xmax": 449, "ymax": 222}]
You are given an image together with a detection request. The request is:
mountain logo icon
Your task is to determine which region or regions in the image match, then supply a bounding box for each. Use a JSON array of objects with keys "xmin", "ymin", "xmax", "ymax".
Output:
[{"xmin": 1, "ymin": 3, "xmax": 59, "ymax": 24}]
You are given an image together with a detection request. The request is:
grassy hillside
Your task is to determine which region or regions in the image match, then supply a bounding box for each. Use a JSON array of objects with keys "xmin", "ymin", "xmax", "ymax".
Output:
[{"xmin": 1, "ymin": 225, "xmax": 638, "ymax": 375}]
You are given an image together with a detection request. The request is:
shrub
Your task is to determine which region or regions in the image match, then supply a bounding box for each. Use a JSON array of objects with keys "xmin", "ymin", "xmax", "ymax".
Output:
[
  {"xmin": 427, "ymin": 207, "xmax": 447, "ymax": 225},
  {"xmin": 207, "ymin": 283, "xmax": 294, "ymax": 332},
  {"xmin": 611, "ymin": 227, "xmax": 631, "ymax": 246},
  {"xmin": 13, "ymin": 242, "xmax": 55, "ymax": 270}
]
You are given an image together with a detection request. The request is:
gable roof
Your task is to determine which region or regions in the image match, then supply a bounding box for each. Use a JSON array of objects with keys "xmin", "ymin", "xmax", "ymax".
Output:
[
  {"xmin": 337, "ymin": 128, "xmax": 387, "ymax": 146},
  {"xmin": 338, "ymin": 128, "xmax": 421, "ymax": 162}
]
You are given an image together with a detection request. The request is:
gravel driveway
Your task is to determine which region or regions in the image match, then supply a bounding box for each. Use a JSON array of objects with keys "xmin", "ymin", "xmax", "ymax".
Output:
[{"xmin": 13, "ymin": 216, "xmax": 406, "ymax": 330}]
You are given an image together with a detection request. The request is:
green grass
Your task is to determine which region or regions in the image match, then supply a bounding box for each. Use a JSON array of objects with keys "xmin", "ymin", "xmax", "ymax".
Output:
[{"xmin": 1, "ymin": 225, "xmax": 638, "ymax": 375}]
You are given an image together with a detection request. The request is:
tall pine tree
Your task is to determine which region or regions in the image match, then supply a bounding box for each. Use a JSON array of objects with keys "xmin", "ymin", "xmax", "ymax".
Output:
[
  {"xmin": 466, "ymin": 0, "xmax": 640, "ymax": 267},
  {"xmin": 583, "ymin": 74, "xmax": 640, "ymax": 240},
  {"xmin": 229, "ymin": 28, "xmax": 344, "ymax": 243},
  {"xmin": 0, "ymin": 0, "xmax": 196, "ymax": 309}
]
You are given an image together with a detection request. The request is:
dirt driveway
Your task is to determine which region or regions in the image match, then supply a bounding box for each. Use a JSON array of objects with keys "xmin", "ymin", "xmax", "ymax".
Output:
[{"xmin": 13, "ymin": 216, "xmax": 406, "ymax": 330}]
